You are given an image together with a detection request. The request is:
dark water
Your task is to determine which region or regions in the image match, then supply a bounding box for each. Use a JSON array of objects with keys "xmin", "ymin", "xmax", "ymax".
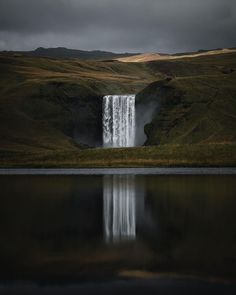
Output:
[{"xmin": 0, "ymin": 174, "xmax": 236, "ymax": 293}]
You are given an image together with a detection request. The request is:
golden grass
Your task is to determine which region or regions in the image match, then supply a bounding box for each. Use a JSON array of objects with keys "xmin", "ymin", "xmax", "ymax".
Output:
[{"xmin": 117, "ymin": 48, "xmax": 236, "ymax": 63}]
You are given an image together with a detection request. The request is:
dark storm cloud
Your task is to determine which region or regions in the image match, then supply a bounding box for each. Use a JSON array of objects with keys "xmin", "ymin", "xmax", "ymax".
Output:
[{"xmin": 0, "ymin": 0, "xmax": 235, "ymax": 52}]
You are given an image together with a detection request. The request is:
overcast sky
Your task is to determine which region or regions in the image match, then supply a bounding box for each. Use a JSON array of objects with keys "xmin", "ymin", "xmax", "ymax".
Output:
[{"xmin": 0, "ymin": 0, "xmax": 235, "ymax": 53}]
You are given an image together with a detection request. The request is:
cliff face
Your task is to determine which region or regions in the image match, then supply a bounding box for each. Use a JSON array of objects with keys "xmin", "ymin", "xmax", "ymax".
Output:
[
  {"xmin": 28, "ymin": 80, "xmax": 103, "ymax": 147},
  {"xmin": 135, "ymin": 52, "xmax": 236, "ymax": 146},
  {"xmin": 136, "ymin": 73, "xmax": 236, "ymax": 145}
]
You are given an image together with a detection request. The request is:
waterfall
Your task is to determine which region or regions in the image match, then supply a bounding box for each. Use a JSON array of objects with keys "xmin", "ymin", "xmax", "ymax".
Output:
[
  {"xmin": 103, "ymin": 175, "xmax": 136, "ymax": 242},
  {"xmin": 103, "ymin": 95, "xmax": 135, "ymax": 147}
]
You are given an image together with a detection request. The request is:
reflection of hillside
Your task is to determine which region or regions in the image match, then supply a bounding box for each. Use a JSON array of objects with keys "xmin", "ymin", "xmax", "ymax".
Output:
[{"xmin": 144, "ymin": 175, "xmax": 236, "ymax": 277}]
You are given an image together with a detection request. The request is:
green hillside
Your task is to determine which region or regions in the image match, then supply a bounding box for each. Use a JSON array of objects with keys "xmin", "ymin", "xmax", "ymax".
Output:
[
  {"xmin": 0, "ymin": 51, "xmax": 236, "ymax": 167},
  {"xmin": 137, "ymin": 52, "xmax": 236, "ymax": 145}
]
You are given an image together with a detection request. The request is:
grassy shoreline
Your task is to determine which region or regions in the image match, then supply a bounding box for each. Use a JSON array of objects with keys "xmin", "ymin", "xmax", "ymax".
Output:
[{"xmin": 1, "ymin": 144, "xmax": 236, "ymax": 168}]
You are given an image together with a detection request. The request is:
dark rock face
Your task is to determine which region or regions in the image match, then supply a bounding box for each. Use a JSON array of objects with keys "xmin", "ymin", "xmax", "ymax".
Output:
[
  {"xmin": 26, "ymin": 81, "xmax": 103, "ymax": 148},
  {"xmin": 135, "ymin": 79, "xmax": 184, "ymax": 145},
  {"xmin": 44, "ymin": 82, "xmax": 103, "ymax": 147},
  {"xmin": 73, "ymin": 95, "xmax": 103, "ymax": 147}
]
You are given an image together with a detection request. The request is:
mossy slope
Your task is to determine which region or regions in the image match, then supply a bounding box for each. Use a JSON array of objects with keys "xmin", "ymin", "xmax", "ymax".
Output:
[{"xmin": 137, "ymin": 53, "xmax": 236, "ymax": 146}]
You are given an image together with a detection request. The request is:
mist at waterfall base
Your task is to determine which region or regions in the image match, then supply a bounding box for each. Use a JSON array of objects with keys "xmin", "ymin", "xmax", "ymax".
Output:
[
  {"xmin": 135, "ymin": 100, "xmax": 159, "ymax": 145},
  {"xmin": 102, "ymin": 94, "xmax": 158, "ymax": 147}
]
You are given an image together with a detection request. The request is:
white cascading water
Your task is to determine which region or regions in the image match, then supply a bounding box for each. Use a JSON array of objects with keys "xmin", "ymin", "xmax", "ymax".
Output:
[
  {"xmin": 103, "ymin": 95, "xmax": 135, "ymax": 147},
  {"xmin": 103, "ymin": 175, "xmax": 136, "ymax": 242}
]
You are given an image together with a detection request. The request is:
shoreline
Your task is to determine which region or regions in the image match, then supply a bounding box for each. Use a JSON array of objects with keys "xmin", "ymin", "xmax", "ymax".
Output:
[{"xmin": 0, "ymin": 167, "xmax": 236, "ymax": 175}]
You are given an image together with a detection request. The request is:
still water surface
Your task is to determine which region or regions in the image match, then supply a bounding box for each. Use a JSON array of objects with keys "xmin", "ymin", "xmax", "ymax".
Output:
[{"xmin": 0, "ymin": 173, "xmax": 236, "ymax": 286}]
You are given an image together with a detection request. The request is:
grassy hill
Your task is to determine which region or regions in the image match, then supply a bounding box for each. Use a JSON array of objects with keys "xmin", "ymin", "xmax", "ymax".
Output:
[
  {"xmin": 137, "ymin": 52, "xmax": 236, "ymax": 145},
  {"xmin": 0, "ymin": 51, "xmax": 236, "ymax": 167}
]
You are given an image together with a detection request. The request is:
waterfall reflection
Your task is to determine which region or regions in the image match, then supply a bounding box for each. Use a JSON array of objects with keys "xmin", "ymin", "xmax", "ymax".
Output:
[{"xmin": 103, "ymin": 175, "xmax": 136, "ymax": 242}]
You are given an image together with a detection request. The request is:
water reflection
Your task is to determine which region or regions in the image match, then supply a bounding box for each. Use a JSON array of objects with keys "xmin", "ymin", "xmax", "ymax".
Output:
[
  {"xmin": 103, "ymin": 175, "xmax": 136, "ymax": 242},
  {"xmin": 0, "ymin": 175, "xmax": 236, "ymax": 282}
]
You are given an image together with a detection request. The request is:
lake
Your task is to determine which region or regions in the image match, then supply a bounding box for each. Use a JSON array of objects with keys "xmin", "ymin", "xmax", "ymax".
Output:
[{"xmin": 0, "ymin": 169, "xmax": 236, "ymax": 294}]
